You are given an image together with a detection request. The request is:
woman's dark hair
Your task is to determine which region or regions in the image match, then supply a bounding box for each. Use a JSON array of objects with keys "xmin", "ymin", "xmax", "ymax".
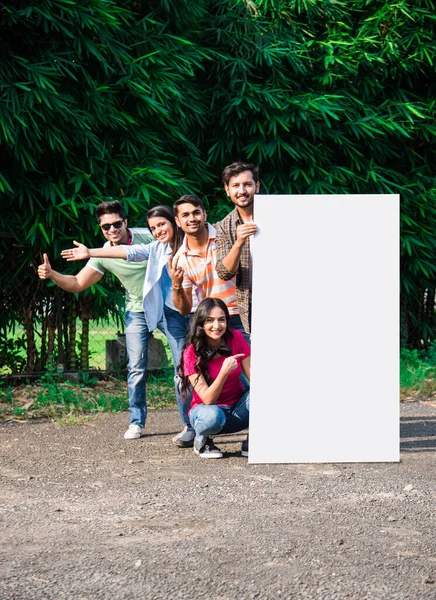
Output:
[
  {"xmin": 146, "ymin": 205, "xmax": 183, "ymax": 256},
  {"xmin": 177, "ymin": 298, "xmax": 234, "ymax": 398}
]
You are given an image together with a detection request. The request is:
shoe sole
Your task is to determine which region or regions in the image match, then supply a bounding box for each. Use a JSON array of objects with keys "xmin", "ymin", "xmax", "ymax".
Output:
[
  {"xmin": 193, "ymin": 446, "xmax": 223, "ymax": 459},
  {"xmin": 241, "ymin": 450, "xmax": 248, "ymax": 457},
  {"xmin": 124, "ymin": 432, "xmax": 142, "ymax": 439},
  {"xmin": 198, "ymin": 453, "xmax": 223, "ymax": 459}
]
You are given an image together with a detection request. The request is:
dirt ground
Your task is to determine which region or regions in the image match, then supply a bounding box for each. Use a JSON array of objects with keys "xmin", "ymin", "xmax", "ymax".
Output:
[{"xmin": 1, "ymin": 401, "xmax": 435, "ymax": 600}]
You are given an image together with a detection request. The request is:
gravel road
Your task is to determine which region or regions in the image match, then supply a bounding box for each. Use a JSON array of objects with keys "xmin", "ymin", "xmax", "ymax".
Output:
[{"xmin": 1, "ymin": 401, "xmax": 435, "ymax": 600}]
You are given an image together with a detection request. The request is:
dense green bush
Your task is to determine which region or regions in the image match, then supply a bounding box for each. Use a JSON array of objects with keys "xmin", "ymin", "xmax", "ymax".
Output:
[
  {"xmin": 0, "ymin": 0, "xmax": 207, "ymax": 369},
  {"xmin": 196, "ymin": 1, "xmax": 436, "ymax": 348},
  {"xmin": 1, "ymin": 0, "xmax": 435, "ymax": 371}
]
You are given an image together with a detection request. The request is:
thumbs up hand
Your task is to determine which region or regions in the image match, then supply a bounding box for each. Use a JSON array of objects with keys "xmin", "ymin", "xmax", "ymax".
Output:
[{"xmin": 38, "ymin": 253, "xmax": 52, "ymax": 279}]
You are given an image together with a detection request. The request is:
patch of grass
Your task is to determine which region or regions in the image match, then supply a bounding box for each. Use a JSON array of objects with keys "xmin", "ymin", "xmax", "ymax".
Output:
[
  {"xmin": 0, "ymin": 366, "xmax": 175, "ymax": 422},
  {"xmin": 2, "ymin": 318, "xmax": 123, "ymax": 374},
  {"xmin": 400, "ymin": 347, "xmax": 436, "ymax": 400},
  {"xmin": 55, "ymin": 411, "xmax": 96, "ymax": 426},
  {"xmin": 147, "ymin": 368, "xmax": 177, "ymax": 410}
]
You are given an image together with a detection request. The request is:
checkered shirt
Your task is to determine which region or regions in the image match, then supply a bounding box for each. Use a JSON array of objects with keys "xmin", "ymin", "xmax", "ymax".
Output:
[{"xmin": 215, "ymin": 207, "xmax": 251, "ymax": 334}]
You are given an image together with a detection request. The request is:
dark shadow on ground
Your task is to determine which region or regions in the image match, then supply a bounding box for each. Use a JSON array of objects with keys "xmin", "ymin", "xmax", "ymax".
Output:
[{"xmin": 400, "ymin": 416, "xmax": 436, "ymax": 452}]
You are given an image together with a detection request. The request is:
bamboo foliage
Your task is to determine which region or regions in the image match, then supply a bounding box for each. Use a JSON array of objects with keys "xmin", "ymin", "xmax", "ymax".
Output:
[
  {"xmin": 0, "ymin": 0, "xmax": 208, "ymax": 368},
  {"xmin": 0, "ymin": 0, "xmax": 435, "ymax": 372},
  {"xmin": 197, "ymin": 0, "xmax": 436, "ymax": 347}
]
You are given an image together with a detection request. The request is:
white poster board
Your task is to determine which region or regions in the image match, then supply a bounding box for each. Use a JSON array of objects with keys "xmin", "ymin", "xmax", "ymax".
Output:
[{"xmin": 249, "ymin": 195, "xmax": 399, "ymax": 463}]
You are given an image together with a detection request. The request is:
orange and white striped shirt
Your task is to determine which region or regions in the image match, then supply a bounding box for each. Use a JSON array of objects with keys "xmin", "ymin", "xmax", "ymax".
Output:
[{"xmin": 174, "ymin": 223, "xmax": 239, "ymax": 315}]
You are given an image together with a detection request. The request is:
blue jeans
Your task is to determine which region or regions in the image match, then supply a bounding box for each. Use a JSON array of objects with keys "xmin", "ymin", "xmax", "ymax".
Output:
[
  {"xmin": 229, "ymin": 314, "xmax": 250, "ymax": 345},
  {"xmin": 228, "ymin": 314, "xmax": 250, "ymax": 387},
  {"xmin": 125, "ymin": 311, "xmax": 151, "ymax": 427},
  {"xmin": 189, "ymin": 388, "xmax": 250, "ymax": 447},
  {"xmin": 157, "ymin": 306, "xmax": 192, "ymax": 428}
]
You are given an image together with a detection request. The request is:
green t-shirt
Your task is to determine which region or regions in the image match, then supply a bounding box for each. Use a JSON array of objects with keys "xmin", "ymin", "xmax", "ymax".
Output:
[{"xmin": 87, "ymin": 228, "xmax": 154, "ymax": 313}]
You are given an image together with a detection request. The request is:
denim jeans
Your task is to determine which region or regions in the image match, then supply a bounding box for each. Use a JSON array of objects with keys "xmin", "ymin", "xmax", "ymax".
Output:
[
  {"xmin": 189, "ymin": 388, "xmax": 250, "ymax": 447},
  {"xmin": 157, "ymin": 306, "xmax": 192, "ymax": 428},
  {"xmin": 229, "ymin": 314, "xmax": 250, "ymax": 345},
  {"xmin": 125, "ymin": 311, "xmax": 151, "ymax": 427},
  {"xmin": 228, "ymin": 314, "xmax": 250, "ymax": 388}
]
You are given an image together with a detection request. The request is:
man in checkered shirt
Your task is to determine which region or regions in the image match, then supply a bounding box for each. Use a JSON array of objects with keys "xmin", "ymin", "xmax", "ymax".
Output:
[{"xmin": 215, "ymin": 163, "xmax": 260, "ymax": 337}]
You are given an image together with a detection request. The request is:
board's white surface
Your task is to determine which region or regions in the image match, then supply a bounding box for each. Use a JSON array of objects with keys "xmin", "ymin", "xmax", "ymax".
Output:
[{"xmin": 249, "ymin": 195, "xmax": 399, "ymax": 464}]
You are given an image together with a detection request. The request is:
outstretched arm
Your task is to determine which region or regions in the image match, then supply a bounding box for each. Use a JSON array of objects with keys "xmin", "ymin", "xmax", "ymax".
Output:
[
  {"xmin": 38, "ymin": 253, "xmax": 102, "ymax": 293},
  {"xmin": 188, "ymin": 354, "xmax": 246, "ymax": 405},
  {"xmin": 61, "ymin": 241, "xmax": 127, "ymax": 262}
]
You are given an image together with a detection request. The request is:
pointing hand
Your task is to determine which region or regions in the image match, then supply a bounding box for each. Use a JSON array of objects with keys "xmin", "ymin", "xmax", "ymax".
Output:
[{"xmin": 221, "ymin": 354, "xmax": 245, "ymax": 374}]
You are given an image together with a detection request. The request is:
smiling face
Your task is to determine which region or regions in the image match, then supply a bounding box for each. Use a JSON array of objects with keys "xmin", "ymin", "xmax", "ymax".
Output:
[
  {"xmin": 203, "ymin": 306, "xmax": 228, "ymax": 347},
  {"xmin": 99, "ymin": 213, "xmax": 129, "ymax": 245},
  {"xmin": 174, "ymin": 203, "xmax": 207, "ymax": 236},
  {"xmin": 224, "ymin": 170, "xmax": 260, "ymax": 210},
  {"xmin": 148, "ymin": 216, "xmax": 174, "ymax": 245}
]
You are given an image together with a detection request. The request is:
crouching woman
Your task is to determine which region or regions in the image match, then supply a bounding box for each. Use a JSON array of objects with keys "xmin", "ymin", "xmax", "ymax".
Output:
[{"xmin": 177, "ymin": 298, "xmax": 250, "ymax": 459}]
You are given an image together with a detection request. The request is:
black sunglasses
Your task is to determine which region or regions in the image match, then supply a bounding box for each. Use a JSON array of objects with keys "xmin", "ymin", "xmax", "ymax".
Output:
[
  {"xmin": 100, "ymin": 220, "xmax": 124, "ymax": 232},
  {"xmin": 205, "ymin": 344, "xmax": 232, "ymax": 361}
]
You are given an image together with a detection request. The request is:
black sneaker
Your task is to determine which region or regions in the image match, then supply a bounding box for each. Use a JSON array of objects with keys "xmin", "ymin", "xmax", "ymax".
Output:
[
  {"xmin": 193, "ymin": 437, "xmax": 223, "ymax": 459},
  {"xmin": 241, "ymin": 435, "xmax": 249, "ymax": 457}
]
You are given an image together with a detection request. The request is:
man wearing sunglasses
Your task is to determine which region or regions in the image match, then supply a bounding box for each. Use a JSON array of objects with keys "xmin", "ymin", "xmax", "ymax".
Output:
[{"xmin": 37, "ymin": 200, "xmax": 154, "ymax": 440}]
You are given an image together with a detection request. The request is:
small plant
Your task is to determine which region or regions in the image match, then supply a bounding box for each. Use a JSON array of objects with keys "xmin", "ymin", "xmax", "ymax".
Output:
[
  {"xmin": 78, "ymin": 371, "xmax": 99, "ymax": 387},
  {"xmin": 400, "ymin": 348, "xmax": 436, "ymax": 399},
  {"xmin": 55, "ymin": 410, "xmax": 95, "ymax": 426},
  {"xmin": 0, "ymin": 334, "xmax": 26, "ymax": 374},
  {"xmin": 420, "ymin": 342, "xmax": 436, "ymax": 366},
  {"xmin": 11, "ymin": 406, "xmax": 27, "ymax": 417},
  {"xmin": 0, "ymin": 381, "xmax": 15, "ymax": 404}
]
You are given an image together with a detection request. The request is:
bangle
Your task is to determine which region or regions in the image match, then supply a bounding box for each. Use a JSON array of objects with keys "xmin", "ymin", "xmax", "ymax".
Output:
[{"xmin": 172, "ymin": 285, "xmax": 183, "ymax": 290}]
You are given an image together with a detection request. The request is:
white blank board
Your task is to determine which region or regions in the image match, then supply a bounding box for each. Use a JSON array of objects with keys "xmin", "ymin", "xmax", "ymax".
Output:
[{"xmin": 249, "ymin": 195, "xmax": 399, "ymax": 464}]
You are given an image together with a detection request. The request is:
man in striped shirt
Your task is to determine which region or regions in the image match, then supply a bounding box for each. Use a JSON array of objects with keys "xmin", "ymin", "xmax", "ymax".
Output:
[{"xmin": 170, "ymin": 195, "xmax": 248, "ymax": 339}]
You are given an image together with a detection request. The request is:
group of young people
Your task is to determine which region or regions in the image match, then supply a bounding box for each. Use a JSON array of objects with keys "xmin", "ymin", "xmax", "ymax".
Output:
[{"xmin": 37, "ymin": 162, "xmax": 259, "ymax": 459}]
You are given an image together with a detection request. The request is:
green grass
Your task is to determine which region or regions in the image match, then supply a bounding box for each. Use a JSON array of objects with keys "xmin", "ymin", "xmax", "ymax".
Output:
[
  {"xmin": 400, "ymin": 347, "xmax": 436, "ymax": 400},
  {"xmin": 2, "ymin": 319, "xmax": 175, "ymax": 375},
  {"xmin": 1, "ymin": 319, "xmax": 124, "ymax": 374},
  {"xmin": 4, "ymin": 341, "xmax": 436, "ymax": 424},
  {"xmin": 1, "ymin": 319, "xmax": 178, "ymax": 422},
  {"xmin": 0, "ymin": 367, "xmax": 175, "ymax": 422}
]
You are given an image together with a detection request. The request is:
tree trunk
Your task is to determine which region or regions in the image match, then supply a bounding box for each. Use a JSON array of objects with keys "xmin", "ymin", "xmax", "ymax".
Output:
[
  {"xmin": 68, "ymin": 296, "xmax": 77, "ymax": 369},
  {"xmin": 47, "ymin": 311, "xmax": 56, "ymax": 358},
  {"xmin": 23, "ymin": 306, "xmax": 38, "ymax": 371},
  {"xmin": 80, "ymin": 318, "xmax": 89, "ymax": 370},
  {"xmin": 55, "ymin": 288, "xmax": 65, "ymax": 367}
]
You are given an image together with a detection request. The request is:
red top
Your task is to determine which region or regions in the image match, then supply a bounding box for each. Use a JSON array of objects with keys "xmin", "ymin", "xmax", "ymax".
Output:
[{"xmin": 183, "ymin": 330, "xmax": 250, "ymax": 412}]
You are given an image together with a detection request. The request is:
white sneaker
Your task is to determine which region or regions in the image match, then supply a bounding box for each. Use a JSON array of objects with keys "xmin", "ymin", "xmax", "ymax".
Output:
[{"xmin": 124, "ymin": 424, "xmax": 143, "ymax": 439}]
